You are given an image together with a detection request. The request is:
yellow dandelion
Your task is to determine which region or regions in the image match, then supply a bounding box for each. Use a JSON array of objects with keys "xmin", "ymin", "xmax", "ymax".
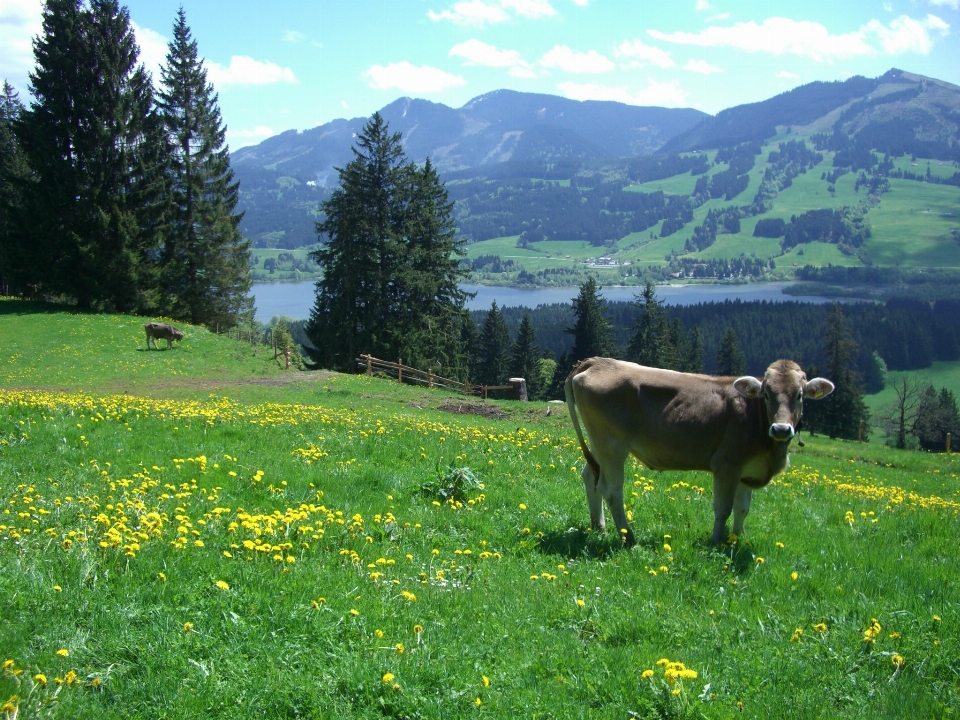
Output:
[
  {"xmin": 214, "ymin": 580, "xmax": 229, "ymax": 591},
  {"xmin": 482, "ymin": 675, "xmax": 490, "ymax": 687},
  {"xmin": 576, "ymin": 598, "xmax": 585, "ymax": 607},
  {"xmin": 350, "ymin": 608, "xmax": 359, "ymax": 616},
  {"xmin": 53, "ymin": 585, "xmax": 62, "ymax": 592},
  {"xmin": 183, "ymin": 622, "xmax": 194, "ymax": 633},
  {"xmin": 891, "ymin": 654, "xmax": 905, "ymax": 668},
  {"xmin": 475, "ymin": 697, "xmax": 482, "ymax": 706},
  {"xmin": 56, "ymin": 649, "xmax": 69, "ymax": 657},
  {"xmin": 641, "ymin": 669, "xmax": 654, "ymax": 679},
  {"xmin": 34, "ymin": 673, "xmax": 48, "ymax": 687},
  {"xmin": 413, "ymin": 624, "xmax": 424, "ymax": 634},
  {"xmin": 382, "ymin": 672, "xmax": 395, "ymax": 683},
  {"xmin": 663, "ymin": 543, "xmax": 671, "ymax": 552},
  {"xmin": 2, "ymin": 660, "xmax": 12, "ymax": 669},
  {"xmin": 158, "ymin": 572, "xmax": 166, "ymax": 582},
  {"xmin": 755, "ymin": 557, "xmax": 765, "ymax": 565},
  {"xmin": 791, "ymin": 571, "xmax": 799, "ymax": 581}
]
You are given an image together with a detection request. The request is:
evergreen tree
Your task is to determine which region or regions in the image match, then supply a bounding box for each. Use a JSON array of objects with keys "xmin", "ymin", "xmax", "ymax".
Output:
[
  {"xmin": 511, "ymin": 313, "xmax": 543, "ymax": 400},
  {"xmin": 0, "ymin": 82, "xmax": 28, "ymax": 294},
  {"xmin": 913, "ymin": 387, "xmax": 960, "ymax": 452},
  {"xmin": 627, "ymin": 282, "xmax": 675, "ymax": 368},
  {"xmin": 15, "ymin": 0, "xmax": 166, "ymax": 311},
  {"xmin": 157, "ymin": 8, "xmax": 251, "ymax": 328},
  {"xmin": 679, "ymin": 324, "xmax": 705, "ymax": 373},
  {"xmin": 819, "ymin": 304, "xmax": 870, "ymax": 440},
  {"xmin": 305, "ymin": 113, "xmax": 467, "ymax": 372},
  {"xmin": 716, "ymin": 328, "xmax": 747, "ymax": 375},
  {"xmin": 475, "ymin": 301, "xmax": 511, "ymax": 387},
  {"xmin": 568, "ymin": 276, "xmax": 615, "ymax": 362},
  {"xmin": 546, "ymin": 349, "xmax": 572, "ymax": 401}
]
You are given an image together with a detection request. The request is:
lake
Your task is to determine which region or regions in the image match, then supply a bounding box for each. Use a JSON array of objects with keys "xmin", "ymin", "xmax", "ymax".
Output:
[{"xmin": 252, "ymin": 280, "xmax": 848, "ymax": 322}]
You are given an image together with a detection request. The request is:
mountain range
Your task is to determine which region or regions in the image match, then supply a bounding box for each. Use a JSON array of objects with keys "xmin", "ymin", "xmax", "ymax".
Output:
[{"xmin": 233, "ymin": 68, "xmax": 960, "ymax": 250}]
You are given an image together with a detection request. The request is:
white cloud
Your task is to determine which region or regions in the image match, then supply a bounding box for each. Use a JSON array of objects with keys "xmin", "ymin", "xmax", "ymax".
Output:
[
  {"xmin": 283, "ymin": 30, "xmax": 305, "ymax": 43},
  {"xmin": 450, "ymin": 38, "xmax": 529, "ymax": 68},
  {"xmin": 684, "ymin": 58, "xmax": 722, "ymax": 74},
  {"xmin": 777, "ymin": 71, "xmax": 800, "ymax": 79},
  {"xmin": 648, "ymin": 14, "xmax": 950, "ymax": 62},
  {"xmin": 500, "ymin": 0, "xmax": 556, "ymax": 18},
  {"xmin": 614, "ymin": 39, "xmax": 675, "ymax": 68},
  {"xmin": 226, "ymin": 125, "xmax": 275, "ymax": 148},
  {"xmin": 695, "ymin": 0, "xmax": 713, "ymax": 10},
  {"xmin": 0, "ymin": 0, "xmax": 42, "ymax": 91},
  {"xmin": 427, "ymin": 0, "xmax": 555, "ymax": 25},
  {"xmin": 571, "ymin": 0, "xmax": 590, "ymax": 5},
  {"xmin": 883, "ymin": 2, "xmax": 894, "ymax": 11},
  {"xmin": 540, "ymin": 45, "xmax": 614, "ymax": 73},
  {"xmin": 929, "ymin": 0, "xmax": 959, "ymax": 8},
  {"xmin": 131, "ymin": 22, "xmax": 169, "ymax": 84},
  {"xmin": 340, "ymin": 100, "xmax": 349, "ymax": 109},
  {"xmin": 363, "ymin": 61, "xmax": 466, "ymax": 93},
  {"xmin": 557, "ymin": 79, "xmax": 688, "ymax": 107},
  {"xmin": 427, "ymin": 1, "xmax": 510, "ymax": 26},
  {"xmin": 207, "ymin": 56, "xmax": 298, "ymax": 86},
  {"xmin": 509, "ymin": 65, "xmax": 538, "ymax": 78}
]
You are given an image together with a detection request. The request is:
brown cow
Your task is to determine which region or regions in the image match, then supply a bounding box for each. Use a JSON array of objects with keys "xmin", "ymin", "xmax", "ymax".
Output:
[
  {"xmin": 565, "ymin": 357, "xmax": 834, "ymax": 546},
  {"xmin": 144, "ymin": 322, "xmax": 184, "ymax": 350}
]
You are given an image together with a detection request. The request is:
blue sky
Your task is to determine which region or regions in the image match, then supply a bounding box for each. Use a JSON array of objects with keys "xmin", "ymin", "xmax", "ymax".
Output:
[{"xmin": 2, "ymin": 0, "xmax": 959, "ymax": 148}]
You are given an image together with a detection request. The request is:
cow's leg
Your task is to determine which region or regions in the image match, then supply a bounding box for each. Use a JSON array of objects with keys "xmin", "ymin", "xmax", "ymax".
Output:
[
  {"xmin": 731, "ymin": 482, "xmax": 752, "ymax": 537},
  {"xmin": 597, "ymin": 457, "xmax": 635, "ymax": 547},
  {"xmin": 710, "ymin": 471, "xmax": 740, "ymax": 544},
  {"xmin": 581, "ymin": 463, "xmax": 605, "ymax": 532}
]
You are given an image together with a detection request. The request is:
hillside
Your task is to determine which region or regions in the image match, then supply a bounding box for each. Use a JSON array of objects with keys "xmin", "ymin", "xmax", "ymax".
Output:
[{"xmin": 1, "ymin": 299, "xmax": 958, "ymax": 718}]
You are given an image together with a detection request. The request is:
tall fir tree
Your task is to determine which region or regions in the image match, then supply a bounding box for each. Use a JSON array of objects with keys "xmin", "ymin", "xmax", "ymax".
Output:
[
  {"xmin": 475, "ymin": 301, "xmax": 511, "ymax": 387},
  {"xmin": 511, "ymin": 313, "xmax": 543, "ymax": 400},
  {"xmin": 679, "ymin": 324, "xmax": 705, "ymax": 373},
  {"xmin": 15, "ymin": 0, "xmax": 166, "ymax": 311},
  {"xmin": 157, "ymin": 8, "xmax": 251, "ymax": 328},
  {"xmin": 305, "ymin": 113, "xmax": 467, "ymax": 372},
  {"xmin": 716, "ymin": 328, "xmax": 747, "ymax": 375},
  {"xmin": 0, "ymin": 82, "xmax": 28, "ymax": 294},
  {"xmin": 817, "ymin": 304, "xmax": 870, "ymax": 440},
  {"xmin": 568, "ymin": 276, "xmax": 615, "ymax": 363},
  {"xmin": 627, "ymin": 282, "xmax": 676, "ymax": 368}
]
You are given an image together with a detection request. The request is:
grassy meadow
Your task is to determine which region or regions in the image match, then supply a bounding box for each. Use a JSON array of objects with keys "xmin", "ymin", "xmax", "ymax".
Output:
[{"xmin": 1, "ymin": 299, "xmax": 959, "ymax": 719}]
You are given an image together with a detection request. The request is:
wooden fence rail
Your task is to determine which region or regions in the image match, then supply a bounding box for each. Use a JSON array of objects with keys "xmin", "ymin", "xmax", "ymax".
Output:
[{"xmin": 357, "ymin": 354, "xmax": 523, "ymax": 399}]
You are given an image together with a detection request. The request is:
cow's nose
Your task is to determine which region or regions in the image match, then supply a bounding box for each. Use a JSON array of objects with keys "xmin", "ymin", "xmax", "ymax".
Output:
[{"xmin": 769, "ymin": 423, "xmax": 795, "ymax": 441}]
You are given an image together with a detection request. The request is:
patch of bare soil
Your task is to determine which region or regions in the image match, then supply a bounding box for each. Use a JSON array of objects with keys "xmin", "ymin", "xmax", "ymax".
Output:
[{"xmin": 437, "ymin": 401, "xmax": 511, "ymax": 420}]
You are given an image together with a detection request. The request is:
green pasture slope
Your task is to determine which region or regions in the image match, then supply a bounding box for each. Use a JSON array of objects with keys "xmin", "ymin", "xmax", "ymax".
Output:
[{"xmin": 2, "ymin": 299, "xmax": 959, "ymax": 719}]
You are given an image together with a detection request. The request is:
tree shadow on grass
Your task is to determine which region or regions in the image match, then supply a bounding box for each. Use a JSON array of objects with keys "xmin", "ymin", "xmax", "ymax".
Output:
[
  {"xmin": 0, "ymin": 298, "xmax": 81, "ymax": 316},
  {"xmin": 690, "ymin": 534, "xmax": 757, "ymax": 573}
]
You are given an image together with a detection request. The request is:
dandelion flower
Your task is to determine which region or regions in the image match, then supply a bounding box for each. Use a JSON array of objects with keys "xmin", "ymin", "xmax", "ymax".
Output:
[
  {"xmin": 413, "ymin": 624, "xmax": 423, "ymax": 634},
  {"xmin": 56, "ymin": 648, "xmax": 69, "ymax": 657},
  {"xmin": 53, "ymin": 585, "xmax": 62, "ymax": 592},
  {"xmin": 215, "ymin": 580, "xmax": 230, "ymax": 591},
  {"xmin": 791, "ymin": 571, "xmax": 799, "ymax": 581},
  {"xmin": 34, "ymin": 673, "xmax": 48, "ymax": 687},
  {"xmin": 641, "ymin": 669, "xmax": 654, "ymax": 679},
  {"xmin": 475, "ymin": 698, "xmax": 482, "ymax": 706},
  {"xmin": 395, "ymin": 643, "xmax": 405, "ymax": 655},
  {"xmin": 382, "ymin": 673, "xmax": 395, "ymax": 683},
  {"xmin": 576, "ymin": 599, "xmax": 585, "ymax": 607},
  {"xmin": 891, "ymin": 654, "xmax": 905, "ymax": 668},
  {"xmin": 183, "ymin": 622, "xmax": 194, "ymax": 633},
  {"xmin": 2, "ymin": 660, "xmax": 13, "ymax": 669}
]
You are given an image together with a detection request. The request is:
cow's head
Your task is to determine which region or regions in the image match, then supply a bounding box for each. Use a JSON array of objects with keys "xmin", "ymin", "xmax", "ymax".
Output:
[
  {"xmin": 172, "ymin": 329, "xmax": 184, "ymax": 342},
  {"xmin": 733, "ymin": 360, "xmax": 834, "ymax": 442}
]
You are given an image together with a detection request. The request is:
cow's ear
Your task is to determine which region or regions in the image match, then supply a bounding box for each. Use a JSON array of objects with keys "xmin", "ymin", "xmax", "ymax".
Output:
[
  {"xmin": 804, "ymin": 378, "xmax": 835, "ymax": 400},
  {"xmin": 733, "ymin": 376, "xmax": 762, "ymax": 398}
]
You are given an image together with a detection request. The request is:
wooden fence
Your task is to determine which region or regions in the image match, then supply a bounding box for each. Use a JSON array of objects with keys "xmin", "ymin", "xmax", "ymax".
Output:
[{"xmin": 357, "ymin": 354, "xmax": 524, "ymax": 399}]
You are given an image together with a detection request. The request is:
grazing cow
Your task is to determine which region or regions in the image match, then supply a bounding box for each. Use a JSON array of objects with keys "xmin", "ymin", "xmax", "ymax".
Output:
[
  {"xmin": 565, "ymin": 357, "xmax": 834, "ymax": 546},
  {"xmin": 144, "ymin": 322, "xmax": 184, "ymax": 350}
]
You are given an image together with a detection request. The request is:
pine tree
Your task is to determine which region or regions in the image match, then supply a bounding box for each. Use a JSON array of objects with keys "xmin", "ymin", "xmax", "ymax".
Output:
[
  {"xmin": 679, "ymin": 324, "xmax": 705, "ymax": 373},
  {"xmin": 819, "ymin": 304, "xmax": 869, "ymax": 440},
  {"xmin": 568, "ymin": 276, "xmax": 615, "ymax": 362},
  {"xmin": 0, "ymin": 82, "xmax": 28, "ymax": 294},
  {"xmin": 305, "ymin": 114, "xmax": 467, "ymax": 372},
  {"xmin": 16, "ymin": 0, "xmax": 166, "ymax": 311},
  {"xmin": 511, "ymin": 313, "xmax": 543, "ymax": 400},
  {"xmin": 157, "ymin": 8, "xmax": 251, "ymax": 328},
  {"xmin": 716, "ymin": 328, "xmax": 747, "ymax": 375},
  {"xmin": 475, "ymin": 301, "xmax": 511, "ymax": 387},
  {"xmin": 627, "ymin": 282, "xmax": 676, "ymax": 368}
]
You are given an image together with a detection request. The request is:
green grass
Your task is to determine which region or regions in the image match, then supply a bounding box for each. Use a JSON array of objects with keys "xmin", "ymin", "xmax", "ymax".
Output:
[
  {"xmin": 865, "ymin": 180, "xmax": 960, "ymax": 268},
  {"xmin": 2, "ymin": 301, "xmax": 959, "ymax": 719}
]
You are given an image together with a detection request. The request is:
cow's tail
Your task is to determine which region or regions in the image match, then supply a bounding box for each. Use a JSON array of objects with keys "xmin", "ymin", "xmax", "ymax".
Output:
[{"xmin": 565, "ymin": 363, "xmax": 601, "ymax": 484}]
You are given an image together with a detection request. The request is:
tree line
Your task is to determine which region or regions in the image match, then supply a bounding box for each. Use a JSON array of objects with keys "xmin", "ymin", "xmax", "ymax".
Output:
[{"xmin": 0, "ymin": 1, "xmax": 250, "ymax": 329}]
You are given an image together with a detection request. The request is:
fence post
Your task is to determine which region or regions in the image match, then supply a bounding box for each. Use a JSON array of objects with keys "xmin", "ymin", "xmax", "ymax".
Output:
[
  {"xmin": 428, "ymin": 368, "xmax": 433, "ymax": 389},
  {"xmin": 948, "ymin": 432, "xmax": 952, "ymax": 454},
  {"xmin": 398, "ymin": 359, "xmax": 403, "ymax": 385},
  {"xmin": 858, "ymin": 419, "xmax": 863, "ymax": 443},
  {"xmin": 509, "ymin": 377, "xmax": 528, "ymax": 401},
  {"xmin": 366, "ymin": 356, "xmax": 372, "ymax": 376}
]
